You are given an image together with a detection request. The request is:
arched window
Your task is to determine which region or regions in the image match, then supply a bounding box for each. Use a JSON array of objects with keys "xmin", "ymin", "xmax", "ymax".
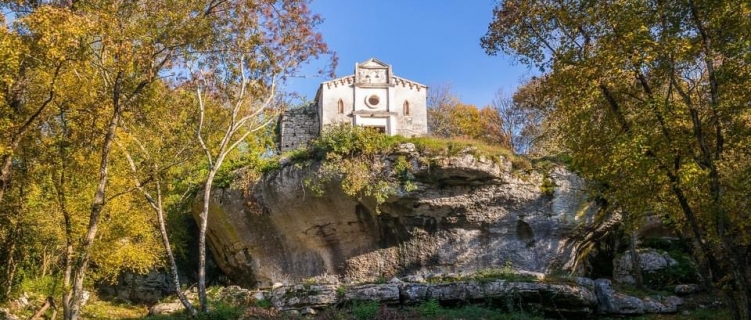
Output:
[
  {"xmin": 403, "ymin": 100, "xmax": 410, "ymax": 115},
  {"xmin": 337, "ymin": 99, "xmax": 344, "ymax": 114}
]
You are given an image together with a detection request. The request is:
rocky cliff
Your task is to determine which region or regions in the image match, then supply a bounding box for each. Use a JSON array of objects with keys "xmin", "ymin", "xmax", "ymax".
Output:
[{"xmin": 195, "ymin": 145, "xmax": 599, "ymax": 287}]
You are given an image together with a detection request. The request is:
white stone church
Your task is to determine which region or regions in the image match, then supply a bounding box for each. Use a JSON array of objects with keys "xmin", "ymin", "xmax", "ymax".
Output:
[{"xmin": 279, "ymin": 58, "xmax": 428, "ymax": 152}]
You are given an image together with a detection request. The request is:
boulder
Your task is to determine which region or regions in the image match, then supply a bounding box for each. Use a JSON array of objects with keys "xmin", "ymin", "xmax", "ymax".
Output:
[
  {"xmin": 0, "ymin": 308, "xmax": 19, "ymax": 320},
  {"xmin": 400, "ymin": 283, "xmax": 429, "ymax": 304},
  {"xmin": 388, "ymin": 277, "xmax": 403, "ymax": 284},
  {"xmin": 675, "ymin": 284, "xmax": 701, "ymax": 295},
  {"xmin": 252, "ymin": 291, "xmax": 266, "ymax": 301},
  {"xmin": 344, "ymin": 284, "xmax": 400, "ymax": 303},
  {"xmin": 483, "ymin": 281, "xmax": 598, "ymax": 313},
  {"xmin": 662, "ymin": 295, "xmax": 684, "ymax": 311},
  {"xmin": 148, "ymin": 302, "xmax": 185, "ymax": 315},
  {"xmin": 426, "ymin": 282, "xmax": 469, "ymax": 302},
  {"xmin": 641, "ymin": 295, "xmax": 683, "ymax": 313},
  {"xmin": 594, "ymin": 279, "xmax": 644, "ymax": 314},
  {"xmin": 270, "ymin": 284, "xmax": 339, "ymax": 310},
  {"xmin": 575, "ymin": 277, "xmax": 595, "ymax": 290},
  {"xmin": 301, "ymin": 306, "xmax": 317, "ymax": 315},
  {"xmin": 217, "ymin": 285, "xmax": 252, "ymax": 305},
  {"xmin": 98, "ymin": 270, "xmax": 172, "ymax": 304},
  {"xmin": 613, "ymin": 249, "xmax": 678, "ymax": 285},
  {"xmin": 395, "ymin": 143, "xmax": 416, "ymax": 154}
]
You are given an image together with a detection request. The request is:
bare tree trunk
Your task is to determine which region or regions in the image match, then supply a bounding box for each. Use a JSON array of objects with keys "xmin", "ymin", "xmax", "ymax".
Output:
[
  {"xmin": 118, "ymin": 143, "xmax": 197, "ymax": 315},
  {"xmin": 65, "ymin": 74, "xmax": 123, "ymax": 320},
  {"xmin": 156, "ymin": 180, "xmax": 197, "ymax": 316},
  {"xmin": 3, "ymin": 227, "xmax": 18, "ymax": 299},
  {"xmin": 55, "ymin": 112, "xmax": 74, "ymax": 320},
  {"xmin": 198, "ymin": 175, "xmax": 216, "ymax": 312}
]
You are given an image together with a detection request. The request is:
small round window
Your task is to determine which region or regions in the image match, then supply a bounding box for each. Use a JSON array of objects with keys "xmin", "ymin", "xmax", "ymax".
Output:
[{"xmin": 368, "ymin": 95, "xmax": 380, "ymax": 106}]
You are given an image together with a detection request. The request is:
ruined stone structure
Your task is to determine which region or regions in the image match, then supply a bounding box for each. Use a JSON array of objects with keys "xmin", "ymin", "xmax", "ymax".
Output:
[
  {"xmin": 279, "ymin": 58, "xmax": 428, "ymax": 152},
  {"xmin": 278, "ymin": 104, "xmax": 319, "ymax": 152}
]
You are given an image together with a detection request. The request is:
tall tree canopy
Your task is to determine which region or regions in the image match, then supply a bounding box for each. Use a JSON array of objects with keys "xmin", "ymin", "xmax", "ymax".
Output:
[
  {"xmin": 0, "ymin": 1, "xmax": 330, "ymax": 319},
  {"xmin": 482, "ymin": 0, "xmax": 751, "ymax": 318}
]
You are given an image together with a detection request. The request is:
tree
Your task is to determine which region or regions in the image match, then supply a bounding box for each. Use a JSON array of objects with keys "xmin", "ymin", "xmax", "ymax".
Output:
[
  {"xmin": 492, "ymin": 79, "xmax": 557, "ymax": 155},
  {"xmin": 2, "ymin": 1, "xmax": 284, "ymax": 318},
  {"xmin": 116, "ymin": 84, "xmax": 200, "ymax": 316},
  {"xmin": 187, "ymin": 0, "xmax": 330, "ymax": 311},
  {"xmin": 426, "ymin": 83, "xmax": 462, "ymax": 137},
  {"xmin": 482, "ymin": 0, "xmax": 751, "ymax": 318},
  {"xmin": 492, "ymin": 89, "xmax": 528, "ymax": 153},
  {"xmin": 478, "ymin": 106, "xmax": 508, "ymax": 147},
  {"xmin": 427, "ymin": 83, "xmax": 511, "ymax": 146}
]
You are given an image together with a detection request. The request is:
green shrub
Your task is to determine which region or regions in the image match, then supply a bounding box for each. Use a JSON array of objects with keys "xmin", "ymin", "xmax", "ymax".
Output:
[
  {"xmin": 255, "ymin": 298, "xmax": 272, "ymax": 309},
  {"xmin": 350, "ymin": 300, "xmax": 380, "ymax": 320},
  {"xmin": 312, "ymin": 124, "xmax": 402, "ymax": 158},
  {"xmin": 639, "ymin": 238, "xmax": 699, "ymax": 287},
  {"xmin": 305, "ymin": 126, "xmax": 417, "ymax": 212},
  {"xmin": 642, "ymin": 250, "xmax": 698, "ymax": 288},
  {"xmin": 337, "ymin": 285, "xmax": 346, "ymax": 299},
  {"xmin": 17, "ymin": 275, "xmax": 64, "ymax": 298},
  {"xmin": 540, "ymin": 174, "xmax": 556, "ymax": 197},
  {"xmin": 416, "ymin": 299, "xmax": 442, "ymax": 317}
]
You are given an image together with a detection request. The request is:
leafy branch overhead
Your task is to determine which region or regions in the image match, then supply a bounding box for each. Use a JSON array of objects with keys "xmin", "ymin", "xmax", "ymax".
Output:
[{"xmin": 482, "ymin": 0, "xmax": 751, "ymax": 318}]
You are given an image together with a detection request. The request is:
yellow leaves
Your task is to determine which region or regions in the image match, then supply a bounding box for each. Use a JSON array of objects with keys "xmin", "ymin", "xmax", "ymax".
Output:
[
  {"xmin": 19, "ymin": 6, "xmax": 91, "ymax": 62},
  {"xmin": 90, "ymin": 189, "xmax": 164, "ymax": 281}
]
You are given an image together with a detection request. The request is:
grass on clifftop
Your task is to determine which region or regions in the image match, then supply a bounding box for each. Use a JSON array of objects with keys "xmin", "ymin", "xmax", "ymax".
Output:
[
  {"xmin": 277, "ymin": 125, "xmax": 530, "ymax": 212},
  {"xmin": 279, "ymin": 124, "xmax": 528, "ymax": 169}
]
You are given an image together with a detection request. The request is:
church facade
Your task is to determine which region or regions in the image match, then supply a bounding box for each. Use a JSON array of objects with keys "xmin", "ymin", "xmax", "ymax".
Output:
[{"xmin": 279, "ymin": 58, "xmax": 428, "ymax": 152}]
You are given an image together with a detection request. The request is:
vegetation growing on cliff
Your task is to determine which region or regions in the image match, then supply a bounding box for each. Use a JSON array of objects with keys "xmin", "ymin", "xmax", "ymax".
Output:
[{"xmin": 292, "ymin": 124, "xmax": 524, "ymax": 211}]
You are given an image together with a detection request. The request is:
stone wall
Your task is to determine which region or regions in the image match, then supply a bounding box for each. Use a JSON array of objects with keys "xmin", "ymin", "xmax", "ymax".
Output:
[{"xmin": 279, "ymin": 104, "xmax": 319, "ymax": 152}]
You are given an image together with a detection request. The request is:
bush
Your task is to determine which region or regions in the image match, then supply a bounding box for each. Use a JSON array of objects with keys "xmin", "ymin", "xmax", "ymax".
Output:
[
  {"xmin": 640, "ymin": 238, "xmax": 699, "ymax": 287},
  {"xmin": 254, "ymin": 298, "xmax": 272, "ymax": 309},
  {"xmin": 17, "ymin": 275, "xmax": 64, "ymax": 298},
  {"xmin": 350, "ymin": 300, "xmax": 380, "ymax": 320},
  {"xmin": 416, "ymin": 299, "xmax": 442, "ymax": 317},
  {"xmin": 312, "ymin": 124, "xmax": 403, "ymax": 159}
]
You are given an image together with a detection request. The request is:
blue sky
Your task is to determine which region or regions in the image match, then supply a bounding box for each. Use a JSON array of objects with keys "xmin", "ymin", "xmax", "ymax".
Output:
[{"xmin": 285, "ymin": 0, "xmax": 535, "ymax": 107}]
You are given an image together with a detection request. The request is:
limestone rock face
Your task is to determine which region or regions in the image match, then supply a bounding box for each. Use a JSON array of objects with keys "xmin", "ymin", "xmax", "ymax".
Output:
[
  {"xmin": 97, "ymin": 271, "xmax": 172, "ymax": 304},
  {"xmin": 613, "ymin": 249, "xmax": 679, "ymax": 285},
  {"xmin": 270, "ymin": 280, "xmax": 598, "ymax": 313},
  {"xmin": 195, "ymin": 149, "xmax": 599, "ymax": 287}
]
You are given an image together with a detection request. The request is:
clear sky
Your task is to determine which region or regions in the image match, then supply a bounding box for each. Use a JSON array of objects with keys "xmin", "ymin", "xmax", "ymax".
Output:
[{"xmin": 284, "ymin": 0, "xmax": 535, "ymax": 107}]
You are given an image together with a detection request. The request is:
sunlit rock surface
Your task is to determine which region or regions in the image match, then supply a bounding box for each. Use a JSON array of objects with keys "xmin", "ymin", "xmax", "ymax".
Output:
[{"xmin": 194, "ymin": 148, "xmax": 599, "ymax": 287}]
